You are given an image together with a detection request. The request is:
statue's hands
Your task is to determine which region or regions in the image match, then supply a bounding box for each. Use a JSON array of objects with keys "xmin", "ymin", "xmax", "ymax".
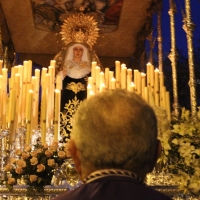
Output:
[{"xmin": 84, "ymin": 76, "xmax": 88, "ymax": 82}]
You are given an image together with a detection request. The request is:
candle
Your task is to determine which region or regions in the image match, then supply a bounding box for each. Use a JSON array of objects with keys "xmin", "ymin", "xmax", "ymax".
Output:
[
  {"xmin": 31, "ymin": 76, "xmax": 37, "ymax": 129},
  {"xmin": 146, "ymin": 62, "xmax": 151, "ymax": 88},
  {"xmin": 0, "ymin": 76, "xmax": 3, "ymax": 122},
  {"xmin": 141, "ymin": 73, "xmax": 146, "ymax": 99},
  {"xmin": 154, "ymin": 68, "xmax": 159, "ymax": 106},
  {"xmin": 87, "ymin": 84, "xmax": 93, "ymax": 98},
  {"xmin": 2, "ymin": 68, "xmax": 7, "ymax": 127},
  {"xmin": 105, "ymin": 68, "xmax": 109, "ymax": 90},
  {"xmin": 166, "ymin": 91, "xmax": 171, "ymax": 121},
  {"xmin": 121, "ymin": 64, "xmax": 127, "ymax": 89},
  {"xmin": 15, "ymin": 74, "xmax": 21, "ymax": 124},
  {"xmin": 91, "ymin": 61, "xmax": 97, "ymax": 92},
  {"xmin": 111, "ymin": 77, "xmax": 116, "ymax": 90},
  {"xmin": 150, "ymin": 63, "xmax": 154, "ymax": 93},
  {"xmin": 56, "ymin": 75, "xmax": 62, "ymax": 90},
  {"xmin": 54, "ymin": 89, "xmax": 61, "ymax": 142},
  {"xmin": 144, "ymin": 87, "xmax": 149, "ymax": 103},
  {"xmin": 88, "ymin": 77, "xmax": 93, "ymax": 88},
  {"xmin": 26, "ymin": 90, "xmax": 33, "ymax": 144},
  {"xmin": 108, "ymin": 71, "xmax": 114, "ymax": 90},
  {"xmin": 8, "ymin": 88, "xmax": 16, "ymax": 145},
  {"xmin": 50, "ymin": 60, "xmax": 56, "ymax": 68},
  {"xmin": 0, "ymin": 60, "xmax": 2, "ymax": 74},
  {"xmin": 45, "ymin": 73, "xmax": 51, "ymax": 127},
  {"xmin": 95, "ymin": 66, "xmax": 100, "ymax": 93},
  {"xmin": 27, "ymin": 60, "xmax": 32, "ymax": 83},
  {"xmin": 133, "ymin": 69, "xmax": 138, "ymax": 92},
  {"xmin": 100, "ymin": 83, "xmax": 106, "ymax": 92},
  {"xmin": 41, "ymin": 87, "xmax": 47, "ymax": 145},
  {"xmin": 41, "ymin": 67, "xmax": 47, "ymax": 87},
  {"xmin": 136, "ymin": 72, "xmax": 141, "ymax": 96},
  {"xmin": 115, "ymin": 60, "xmax": 121, "ymax": 88},
  {"xmin": 130, "ymin": 82, "xmax": 135, "ymax": 92},
  {"xmin": 99, "ymin": 71, "xmax": 105, "ymax": 89},
  {"xmin": 127, "ymin": 74, "xmax": 131, "ymax": 91}
]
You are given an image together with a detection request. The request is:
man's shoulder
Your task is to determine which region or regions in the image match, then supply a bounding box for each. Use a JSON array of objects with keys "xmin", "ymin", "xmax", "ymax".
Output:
[{"xmin": 53, "ymin": 179, "xmax": 172, "ymax": 200}]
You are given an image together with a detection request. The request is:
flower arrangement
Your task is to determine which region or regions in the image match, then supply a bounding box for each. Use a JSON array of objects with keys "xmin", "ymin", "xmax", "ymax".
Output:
[
  {"xmin": 167, "ymin": 108, "xmax": 200, "ymax": 194},
  {"xmin": 153, "ymin": 106, "xmax": 172, "ymax": 165},
  {"xmin": 4, "ymin": 142, "xmax": 69, "ymax": 194}
]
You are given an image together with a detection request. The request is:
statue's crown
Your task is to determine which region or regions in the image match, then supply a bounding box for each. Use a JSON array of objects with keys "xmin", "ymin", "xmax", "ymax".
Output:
[{"xmin": 60, "ymin": 8, "xmax": 99, "ymax": 47}]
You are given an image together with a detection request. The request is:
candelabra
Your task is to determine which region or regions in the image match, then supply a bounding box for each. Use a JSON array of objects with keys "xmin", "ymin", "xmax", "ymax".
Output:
[{"xmin": 168, "ymin": 0, "xmax": 179, "ymax": 118}]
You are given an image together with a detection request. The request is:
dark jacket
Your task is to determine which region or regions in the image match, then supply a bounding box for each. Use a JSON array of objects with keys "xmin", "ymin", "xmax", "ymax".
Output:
[{"xmin": 53, "ymin": 175, "xmax": 172, "ymax": 200}]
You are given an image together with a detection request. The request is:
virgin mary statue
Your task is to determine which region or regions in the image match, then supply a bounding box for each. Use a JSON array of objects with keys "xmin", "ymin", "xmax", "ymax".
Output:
[{"xmin": 54, "ymin": 10, "xmax": 102, "ymax": 142}]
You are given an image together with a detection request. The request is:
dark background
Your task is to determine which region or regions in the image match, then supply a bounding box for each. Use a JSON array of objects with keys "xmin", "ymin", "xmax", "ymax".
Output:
[{"xmin": 146, "ymin": 0, "xmax": 200, "ymax": 110}]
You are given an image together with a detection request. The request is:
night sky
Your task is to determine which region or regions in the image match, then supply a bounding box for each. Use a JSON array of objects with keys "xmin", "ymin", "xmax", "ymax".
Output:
[
  {"xmin": 159, "ymin": 0, "xmax": 200, "ymax": 59},
  {"xmin": 147, "ymin": 0, "xmax": 200, "ymax": 109}
]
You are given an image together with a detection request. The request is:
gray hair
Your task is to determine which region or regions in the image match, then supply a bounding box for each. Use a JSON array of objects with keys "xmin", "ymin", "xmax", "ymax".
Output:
[{"xmin": 71, "ymin": 89, "xmax": 158, "ymax": 178}]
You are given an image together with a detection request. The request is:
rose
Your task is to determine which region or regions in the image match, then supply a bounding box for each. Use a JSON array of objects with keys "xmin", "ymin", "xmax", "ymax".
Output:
[
  {"xmin": 15, "ymin": 167, "xmax": 23, "ymax": 174},
  {"xmin": 52, "ymin": 141, "xmax": 58, "ymax": 148},
  {"xmin": 15, "ymin": 149, "xmax": 22, "ymax": 156},
  {"xmin": 31, "ymin": 151, "xmax": 38, "ymax": 158},
  {"xmin": 36, "ymin": 148, "xmax": 43, "ymax": 154},
  {"xmin": 58, "ymin": 151, "xmax": 66, "ymax": 159},
  {"xmin": 43, "ymin": 143, "xmax": 48, "ymax": 149},
  {"xmin": 30, "ymin": 157, "xmax": 38, "ymax": 165},
  {"xmin": 29, "ymin": 175, "xmax": 38, "ymax": 183},
  {"xmin": 37, "ymin": 164, "xmax": 45, "ymax": 172},
  {"xmin": 22, "ymin": 152, "xmax": 30, "ymax": 159},
  {"xmin": 45, "ymin": 150, "xmax": 53, "ymax": 158},
  {"xmin": 4, "ymin": 163, "xmax": 13, "ymax": 171},
  {"xmin": 25, "ymin": 145, "xmax": 31, "ymax": 152},
  {"xmin": 64, "ymin": 147, "xmax": 71, "ymax": 157},
  {"xmin": 50, "ymin": 142, "xmax": 58, "ymax": 152},
  {"xmin": 9, "ymin": 158, "xmax": 16, "ymax": 164},
  {"xmin": 48, "ymin": 159, "xmax": 56, "ymax": 167},
  {"xmin": 7, "ymin": 177, "xmax": 16, "ymax": 185},
  {"xmin": 16, "ymin": 159, "xmax": 26, "ymax": 168}
]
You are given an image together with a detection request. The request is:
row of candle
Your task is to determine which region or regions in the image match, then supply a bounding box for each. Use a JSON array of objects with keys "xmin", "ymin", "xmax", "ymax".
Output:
[
  {"xmin": 0, "ymin": 60, "xmax": 62, "ymax": 146},
  {"xmin": 87, "ymin": 61, "xmax": 171, "ymax": 121}
]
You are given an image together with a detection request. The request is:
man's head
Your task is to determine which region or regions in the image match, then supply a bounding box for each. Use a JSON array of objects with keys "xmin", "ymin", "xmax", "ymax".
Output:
[{"xmin": 68, "ymin": 89, "xmax": 160, "ymax": 180}]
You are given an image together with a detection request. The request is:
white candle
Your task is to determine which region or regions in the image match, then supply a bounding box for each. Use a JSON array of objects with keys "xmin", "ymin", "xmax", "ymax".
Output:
[
  {"xmin": 0, "ymin": 60, "xmax": 2, "ymax": 74},
  {"xmin": 105, "ymin": 68, "xmax": 109, "ymax": 90},
  {"xmin": 166, "ymin": 91, "xmax": 171, "ymax": 121},
  {"xmin": 87, "ymin": 84, "xmax": 93, "ymax": 98},
  {"xmin": 121, "ymin": 64, "xmax": 127, "ymax": 89},
  {"xmin": 50, "ymin": 60, "xmax": 56, "ymax": 68},
  {"xmin": 108, "ymin": 71, "xmax": 114, "ymax": 90},
  {"xmin": 26, "ymin": 90, "xmax": 33, "ymax": 145},
  {"xmin": 54, "ymin": 89, "xmax": 61, "ymax": 142},
  {"xmin": 115, "ymin": 60, "xmax": 121, "ymax": 88},
  {"xmin": 95, "ymin": 66, "xmax": 100, "ymax": 93},
  {"xmin": 111, "ymin": 77, "xmax": 116, "ymax": 90}
]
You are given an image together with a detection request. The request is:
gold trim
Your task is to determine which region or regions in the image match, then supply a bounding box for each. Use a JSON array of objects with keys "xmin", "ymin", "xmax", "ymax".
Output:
[{"xmin": 66, "ymin": 82, "xmax": 85, "ymax": 94}]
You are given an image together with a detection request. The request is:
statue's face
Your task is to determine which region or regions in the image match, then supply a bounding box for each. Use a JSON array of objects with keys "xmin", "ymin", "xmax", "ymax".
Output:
[{"xmin": 73, "ymin": 46, "xmax": 84, "ymax": 60}]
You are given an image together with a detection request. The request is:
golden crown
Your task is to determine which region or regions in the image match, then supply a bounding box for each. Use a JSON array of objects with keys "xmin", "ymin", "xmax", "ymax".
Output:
[{"xmin": 60, "ymin": 9, "xmax": 99, "ymax": 47}]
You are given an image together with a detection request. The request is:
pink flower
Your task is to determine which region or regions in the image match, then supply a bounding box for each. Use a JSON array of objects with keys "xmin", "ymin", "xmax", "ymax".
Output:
[
  {"xmin": 45, "ymin": 150, "xmax": 53, "ymax": 158},
  {"xmin": 15, "ymin": 167, "xmax": 23, "ymax": 174},
  {"xmin": 7, "ymin": 177, "xmax": 16, "ymax": 185},
  {"xmin": 29, "ymin": 175, "xmax": 38, "ymax": 182},
  {"xmin": 37, "ymin": 164, "xmax": 45, "ymax": 172},
  {"xmin": 58, "ymin": 151, "xmax": 66, "ymax": 159},
  {"xmin": 48, "ymin": 159, "xmax": 56, "ymax": 167},
  {"xmin": 30, "ymin": 157, "xmax": 38, "ymax": 165}
]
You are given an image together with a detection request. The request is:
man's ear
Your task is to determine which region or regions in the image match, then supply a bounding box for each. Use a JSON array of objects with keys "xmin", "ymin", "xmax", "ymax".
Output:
[
  {"xmin": 148, "ymin": 139, "xmax": 162, "ymax": 172},
  {"xmin": 156, "ymin": 139, "xmax": 162, "ymax": 160},
  {"xmin": 68, "ymin": 139, "xmax": 82, "ymax": 175}
]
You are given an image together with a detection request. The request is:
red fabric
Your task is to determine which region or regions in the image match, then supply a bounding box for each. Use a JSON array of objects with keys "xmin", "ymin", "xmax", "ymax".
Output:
[{"xmin": 104, "ymin": 0, "xmax": 124, "ymax": 25}]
